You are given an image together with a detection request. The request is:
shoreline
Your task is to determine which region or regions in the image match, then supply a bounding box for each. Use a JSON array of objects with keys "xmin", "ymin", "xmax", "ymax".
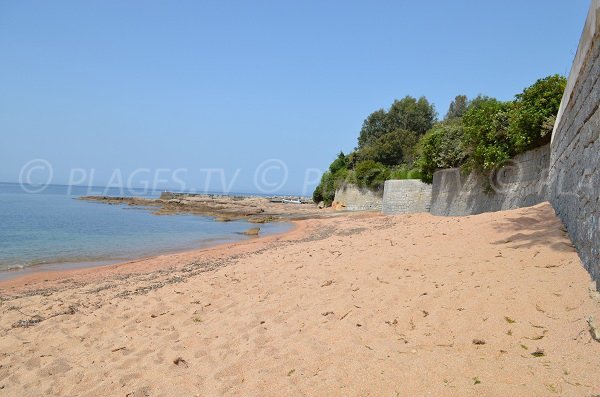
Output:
[
  {"xmin": 0, "ymin": 217, "xmax": 305, "ymax": 295},
  {"xmin": 0, "ymin": 189, "xmax": 329, "ymax": 287},
  {"xmin": 0, "ymin": 221, "xmax": 294, "ymax": 284},
  {"xmin": 0, "ymin": 186, "xmax": 368, "ymax": 293}
]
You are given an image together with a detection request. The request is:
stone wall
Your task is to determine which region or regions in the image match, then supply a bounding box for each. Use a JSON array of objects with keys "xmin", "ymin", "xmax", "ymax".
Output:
[
  {"xmin": 548, "ymin": 0, "xmax": 600, "ymax": 286},
  {"xmin": 430, "ymin": 144, "xmax": 550, "ymax": 216},
  {"xmin": 333, "ymin": 184, "xmax": 383, "ymax": 211},
  {"xmin": 427, "ymin": 1, "xmax": 600, "ymax": 286},
  {"xmin": 335, "ymin": 143, "xmax": 549, "ymax": 216},
  {"xmin": 382, "ymin": 180, "xmax": 432, "ymax": 214},
  {"xmin": 331, "ymin": 2, "xmax": 600, "ymax": 286}
]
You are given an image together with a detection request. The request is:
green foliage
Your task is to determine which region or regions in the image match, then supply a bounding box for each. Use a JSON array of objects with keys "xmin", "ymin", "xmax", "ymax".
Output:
[
  {"xmin": 313, "ymin": 74, "xmax": 565, "ymax": 202},
  {"xmin": 329, "ymin": 151, "xmax": 349, "ymax": 174},
  {"xmin": 385, "ymin": 96, "xmax": 437, "ymax": 136},
  {"xmin": 417, "ymin": 119, "xmax": 467, "ymax": 183},
  {"xmin": 312, "ymin": 166, "xmax": 351, "ymax": 206},
  {"xmin": 389, "ymin": 165, "xmax": 422, "ymax": 180},
  {"xmin": 357, "ymin": 96, "xmax": 436, "ymax": 148},
  {"xmin": 354, "ymin": 129, "xmax": 418, "ymax": 166},
  {"xmin": 312, "ymin": 175, "xmax": 324, "ymax": 203},
  {"xmin": 458, "ymin": 75, "xmax": 565, "ymax": 177},
  {"xmin": 508, "ymin": 74, "xmax": 566, "ymax": 152},
  {"xmin": 462, "ymin": 98, "xmax": 512, "ymax": 172},
  {"xmin": 445, "ymin": 95, "xmax": 468, "ymax": 120},
  {"xmin": 467, "ymin": 95, "xmax": 494, "ymax": 110},
  {"xmin": 357, "ymin": 109, "xmax": 387, "ymax": 148},
  {"xmin": 313, "ymin": 152, "xmax": 352, "ymax": 205},
  {"xmin": 353, "ymin": 160, "xmax": 390, "ymax": 190},
  {"xmin": 316, "ymin": 95, "xmax": 435, "ymax": 203},
  {"xmin": 312, "ymin": 171, "xmax": 332, "ymax": 205}
]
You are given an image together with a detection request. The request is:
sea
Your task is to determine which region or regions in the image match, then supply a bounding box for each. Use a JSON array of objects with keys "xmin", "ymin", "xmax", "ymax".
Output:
[{"xmin": 0, "ymin": 182, "xmax": 290, "ymax": 280}]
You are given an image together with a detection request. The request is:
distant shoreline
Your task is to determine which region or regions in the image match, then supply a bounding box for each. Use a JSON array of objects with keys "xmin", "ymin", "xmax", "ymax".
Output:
[{"xmin": 78, "ymin": 191, "xmax": 329, "ymax": 223}]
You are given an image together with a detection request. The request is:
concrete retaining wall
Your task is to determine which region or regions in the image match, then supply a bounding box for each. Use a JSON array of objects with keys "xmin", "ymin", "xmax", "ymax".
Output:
[
  {"xmin": 427, "ymin": 1, "xmax": 600, "ymax": 286},
  {"xmin": 382, "ymin": 180, "xmax": 432, "ymax": 214},
  {"xmin": 330, "ymin": 2, "xmax": 600, "ymax": 286},
  {"xmin": 548, "ymin": 0, "xmax": 600, "ymax": 286},
  {"xmin": 430, "ymin": 144, "xmax": 550, "ymax": 216},
  {"xmin": 333, "ymin": 184, "xmax": 383, "ymax": 211}
]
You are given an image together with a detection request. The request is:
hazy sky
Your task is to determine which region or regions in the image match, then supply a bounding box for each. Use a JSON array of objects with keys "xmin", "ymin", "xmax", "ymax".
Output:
[{"xmin": 0, "ymin": 1, "xmax": 591, "ymax": 195}]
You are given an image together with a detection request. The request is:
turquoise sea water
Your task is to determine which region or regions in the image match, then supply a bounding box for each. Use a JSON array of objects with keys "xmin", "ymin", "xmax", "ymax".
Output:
[{"xmin": 0, "ymin": 183, "xmax": 290, "ymax": 279}]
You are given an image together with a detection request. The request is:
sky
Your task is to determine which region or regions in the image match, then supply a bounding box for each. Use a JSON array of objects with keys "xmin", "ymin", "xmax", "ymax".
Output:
[{"xmin": 0, "ymin": 0, "xmax": 591, "ymax": 195}]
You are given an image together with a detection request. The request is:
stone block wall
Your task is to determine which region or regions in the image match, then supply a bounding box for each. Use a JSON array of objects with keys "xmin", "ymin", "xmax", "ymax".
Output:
[
  {"xmin": 548, "ymin": 0, "xmax": 600, "ymax": 286},
  {"xmin": 382, "ymin": 180, "xmax": 432, "ymax": 214},
  {"xmin": 427, "ymin": 1, "xmax": 600, "ymax": 286},
  {"xmin": 430, "ymin": 144, "xmax": 550, "ymax": 216},
  {"xmin": 333, "ymin": 184, "xmax": 383, "ymax": 211},
  {"xmin": 329, "ymin": 2, "xmax": 600, "ymax": 286}
]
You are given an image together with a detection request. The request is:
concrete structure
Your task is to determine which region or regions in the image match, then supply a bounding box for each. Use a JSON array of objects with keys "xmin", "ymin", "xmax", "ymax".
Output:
[
  {"xmin": 428, "ymin": 1, "xmax": 600, "ymax": 286},
  {"xmin": 331, "ymin": 1, "xmax": 600, "ymax": 286},
  {"xmin": 548, "ymin": 0, "xmax": 600, "ymax": 286},
  {"xmin": 333, "ymin": 184, "xmax": 383, "ymax": 211},
  {"xmin": 382, "ymin": 180, "xmax": 432, "ymax": 214},
  {"xmin": 430, "ymin": 144, "xmax": 550, "ymax": 216}
]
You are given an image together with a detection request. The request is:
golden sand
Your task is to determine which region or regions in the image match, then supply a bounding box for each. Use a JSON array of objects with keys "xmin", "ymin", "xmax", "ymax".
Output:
[{"xmin": 1, "ymin": 203, "xmax": 599, "ymax": 396}]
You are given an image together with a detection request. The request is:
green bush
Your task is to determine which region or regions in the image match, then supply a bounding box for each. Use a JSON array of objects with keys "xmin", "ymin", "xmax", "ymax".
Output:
[
  {"xmin": 459, "ymin": 75, "xmax": 565, "ymax": 177},
  {"xmin": 416, "ymin": 119, "xmax": 467, "ymax": 183},
  {"xmin": 313, "ymin": 169, "xmax": 346, "ymax": 206},
  {"xmin": 328, "ymin": 151, "xmax": 349, "ymax": 174},
  {"xmin": 462, "ymin": 98, "xmax": 513, "ymax": 173},
  {"xmin": 508, "ymin": 74, "xmax": 566, "ymax": 152},
  {"xmin": 407, "ymin": 169, "xmax": 421, "ymax": 179},
  {"xmin": 314, "ymin": 74, "xmax": 566, "ymax": 201},
  {"xmin": 313, "ymin": 152, "xmax": 352, "ymax": 205},
  {"xmin": 389, "ymin": 165, "xmax": 422, "ymax": 180},
  {"xmin": 354, "ymin": 160, "xmax": 390, "ymax": 189}
]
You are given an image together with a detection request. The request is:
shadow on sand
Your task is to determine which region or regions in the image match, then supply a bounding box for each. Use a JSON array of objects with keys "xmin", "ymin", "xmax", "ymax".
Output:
[{"xmin": 490, "ymin": 203, "xmax": 577, "ymax": 253}]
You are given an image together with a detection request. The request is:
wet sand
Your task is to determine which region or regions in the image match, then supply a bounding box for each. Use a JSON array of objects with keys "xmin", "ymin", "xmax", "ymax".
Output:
[{"xmin": 1, "ymin": 203, "xmax": 599, "ymax": 396}]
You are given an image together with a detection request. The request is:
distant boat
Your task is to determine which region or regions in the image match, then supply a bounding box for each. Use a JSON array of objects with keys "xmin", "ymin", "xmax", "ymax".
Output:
[{"xmin": 282, "ymin": 199, "xmax": 302, "ymax": 204}]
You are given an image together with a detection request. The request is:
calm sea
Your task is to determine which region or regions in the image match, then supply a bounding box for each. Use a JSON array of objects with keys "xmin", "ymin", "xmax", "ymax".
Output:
[{"xmin": 0, "ymin": 182, "xmax": 290, "ymax": 280}]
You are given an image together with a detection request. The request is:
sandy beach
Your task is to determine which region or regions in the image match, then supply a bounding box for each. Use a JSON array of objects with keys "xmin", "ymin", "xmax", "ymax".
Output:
[{"xmin": 1, "ymin": 202, "xmax": 600, "ymax": 396}]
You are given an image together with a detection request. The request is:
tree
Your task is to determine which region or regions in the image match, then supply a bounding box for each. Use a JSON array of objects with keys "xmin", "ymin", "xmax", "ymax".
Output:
[
  {"xmin": 312, "ymin": 171, "xmax": 333, "ymax": 205},
  {"xmin": 357, "ymin": 96, "xmax": 436, "ymax": 149},
  {"xmin": 467, "ymin": 95, "xmax": 494, "ymax": 110},
  {"xmin": 508, "ymin": 74, "xmax": 566, "ymax": 152},
  {"xmin": 445, "ymin": 95, "xmax": 468, "ymax": 119},
  {"xmin": 357, "ymin": 109, "xmax": 387, "ymax": 148},
  {"xmin": 385, "ymin": 96, "xmax": 436, "ymax": 136},
  {"xmin": 329, "ymin": 151, "xmax": 349, "ymax": 174},
  {"xmin": 354, "ymin": 129, "xmax": 418, "ymax": 166}
]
